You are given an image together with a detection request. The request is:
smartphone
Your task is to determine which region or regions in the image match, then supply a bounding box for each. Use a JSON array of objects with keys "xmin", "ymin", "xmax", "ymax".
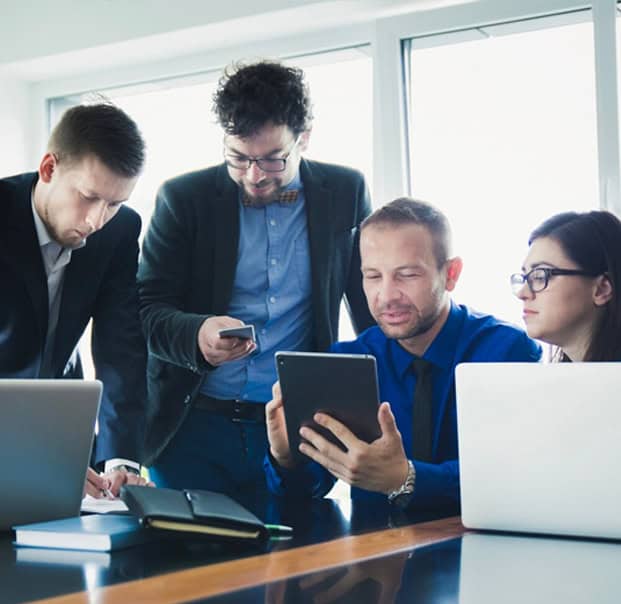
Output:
[{"xmin": 218, "ymin": 324, "xmax": 256, "ymax": 341}]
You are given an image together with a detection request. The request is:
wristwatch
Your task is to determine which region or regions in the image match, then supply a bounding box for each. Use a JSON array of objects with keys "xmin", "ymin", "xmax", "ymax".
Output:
[
  {"xmin": 387, "ymin": 460, "xmax": 416, "ymax": 510},
  {"xmin": 109, "ymin": 464, "xmax": 140, "ymax": 476}
]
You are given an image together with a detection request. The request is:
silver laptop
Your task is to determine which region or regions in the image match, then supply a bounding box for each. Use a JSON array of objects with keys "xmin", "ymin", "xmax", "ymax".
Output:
[
  {"xmin": 0, "ymin": 379, "xmax": 101, "ymax": 531},
  {"xmin": 456, "ymin": 363, "xmax": 621, "ymax": 540}
]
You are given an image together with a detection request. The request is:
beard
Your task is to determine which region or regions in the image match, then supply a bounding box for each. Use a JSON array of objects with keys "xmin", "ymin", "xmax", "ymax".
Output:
[
  {"xmin": 376, "ymin": 303, "xmax": 444, "ymax": 341},
  {"xmin": 375, "ymin": 282, "xmax": 447, "ymax": 342},
  {"xmin": 43, "ymin": 206, "xmax": 87, "ymax": 249},
  {"xmin": 238, "ymin": 179, "xmax": 286, "ymax": 208}
]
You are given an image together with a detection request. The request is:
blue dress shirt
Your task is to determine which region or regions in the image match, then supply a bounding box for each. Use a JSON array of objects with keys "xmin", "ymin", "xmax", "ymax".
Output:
[
  {"xmin": 264, "ymin": 301, "xmax": 541, "ymax": 509},
  {"xmin": 201, "ymin": 172, "xmax": 313, "ymax": 402}
]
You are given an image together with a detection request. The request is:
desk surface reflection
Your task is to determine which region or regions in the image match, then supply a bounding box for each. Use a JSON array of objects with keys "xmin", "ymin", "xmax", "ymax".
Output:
[
  {"xmin": 0, "ymin": 497, "xmax": 455, "ymax": 604},
  {"xmin": 204, "ymin": 531, "xmax": 621, "ymax": 604},
  {"xmin": 3, "ymin": 498, "xmax": 619, "ymax": 604}
]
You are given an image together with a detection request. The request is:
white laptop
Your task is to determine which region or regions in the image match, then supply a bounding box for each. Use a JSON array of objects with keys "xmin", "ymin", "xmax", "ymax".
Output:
[
  {"xmin": 0, "ymin": 379, "xmax": 101, "ymax": 531},
  {"xmin": 456, "ymin": 363, "xmax": 621, "ymax": 540}
]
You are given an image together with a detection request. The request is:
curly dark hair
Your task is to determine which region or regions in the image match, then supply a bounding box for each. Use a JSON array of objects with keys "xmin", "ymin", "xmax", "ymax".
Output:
[{"xmin": 213, "ymin": 60, "xmax": 313, "ymax": 138}]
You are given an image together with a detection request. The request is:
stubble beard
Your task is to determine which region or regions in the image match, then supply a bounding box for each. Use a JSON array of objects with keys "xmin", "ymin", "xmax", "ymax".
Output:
[
  {"xmin": 377, "ymin": 304, "xmax": 442, "ymax": 342},
  {"xmin": 239, "ymin": 179, "xmax": 287, "ymax": 208},
  {"xmin": 376, "ymin": 284, "xmax": 447, "ymax": 343},
  {"xmin": 43, "ymin": 204, "xmax": 84, "ymax": 249}
]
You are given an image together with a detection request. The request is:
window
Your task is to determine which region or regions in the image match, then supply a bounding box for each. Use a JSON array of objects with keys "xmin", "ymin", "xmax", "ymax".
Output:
[
  {"xmin": 404, "ymin": 14, "xmax": 598, "ymax": 328},
  {"xmin": 48, "ymin": 47, "xmax": 372, "ymax": 369}
]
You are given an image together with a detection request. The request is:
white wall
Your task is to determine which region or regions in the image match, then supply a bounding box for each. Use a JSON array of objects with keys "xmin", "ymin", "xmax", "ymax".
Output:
[
  {"xmin": 0, "ymin": 0, "xmax": 452, "ymax": 79},
  {"xmin": 0, "ymin": 0, "xmax": 457, "ymax": 174},
  {"xmin": 0, "ymin": 77, "xmax": 30, "ymax": 175},
  {"xmin": 0, "ymin": 0, "xmax": 318, "ymax": 65}
]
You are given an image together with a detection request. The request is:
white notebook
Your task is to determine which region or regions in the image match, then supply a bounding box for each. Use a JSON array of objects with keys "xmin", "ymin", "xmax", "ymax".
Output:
[{"xmin": 14, "ymin": 514, "xmax": 149, "ymax": 552}]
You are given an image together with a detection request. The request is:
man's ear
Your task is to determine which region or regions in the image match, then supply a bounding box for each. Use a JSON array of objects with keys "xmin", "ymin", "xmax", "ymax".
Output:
[
  {"xmin": 38, "ymin": 153, "xmax": 57, "ymax": 184},
  {"xmin": 445, "ymin": 257, "xmax": 463, "ymax": 292},
  {"xmin": 593, "ymin": 274, "xmax": 613, "ymax": 307},
  {"xmin": 298, "ymin": 129, "xmax": 311, "ymax": 153}
]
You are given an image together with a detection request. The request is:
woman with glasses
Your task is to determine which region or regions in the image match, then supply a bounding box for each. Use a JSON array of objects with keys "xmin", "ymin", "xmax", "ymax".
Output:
[{"xmin": 510, "ymin": 210, "xmax": 621, "ymax": 362}]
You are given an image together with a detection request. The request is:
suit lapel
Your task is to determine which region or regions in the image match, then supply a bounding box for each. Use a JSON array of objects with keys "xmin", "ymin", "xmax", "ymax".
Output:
[
  {"xmin": 301, "ymin": 160, "xmax": 335, "ymax": 318},
  {"xmin": 52, "ymin": 237, "xmax": 99, "ymax": 373},
  {"xmin": 210, "ymin": 164, "xmax": 240, "ymax": 314},
  {"xmin": 3, "ymin": 175, "xmax": 49, "ymax": 340}
]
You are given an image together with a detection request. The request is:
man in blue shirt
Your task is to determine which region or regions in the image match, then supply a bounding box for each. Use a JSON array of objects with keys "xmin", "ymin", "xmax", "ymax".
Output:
[
  {"xmin": 138, "ymin": 61, "xmax": 374, "ymax": 497},
  {"xmin": 265, "ymin": 197, "xmax": 541, "ymax": 510}
]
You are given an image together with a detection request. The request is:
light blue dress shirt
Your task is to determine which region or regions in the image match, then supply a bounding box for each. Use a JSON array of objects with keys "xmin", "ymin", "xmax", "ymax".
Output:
[{"xmin": 201, "ymin": 172, "xmax": 313, "ymax": 402}]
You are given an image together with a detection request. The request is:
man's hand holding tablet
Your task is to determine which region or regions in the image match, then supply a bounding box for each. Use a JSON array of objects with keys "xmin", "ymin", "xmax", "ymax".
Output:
[
  {"xmin": 265, "ymin": 352, "xmax": 409, "ymax": 494},
  {"xmin": 266, "ymin": 352, "xmax": 411, "ymax": 495}
]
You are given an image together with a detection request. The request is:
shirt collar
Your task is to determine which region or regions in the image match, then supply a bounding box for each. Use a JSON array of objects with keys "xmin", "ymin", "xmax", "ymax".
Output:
[
  {"xmin": 275, "ymin": 169, "xmax": 302, "ymax": 206},
  {"xmin": 423, "ymin": 300, "xmax": 463, "ymax": 370},
  {"xmin": 285, "ymin": 170, "xmax": 302, "ymax": 192},
  {"xmin": 389, "ymin": 300, "xmax": 462, "ymax": 378},
  {"xmin": 31, "ymin": 193, "xmax": 54, "ymax": 249}
]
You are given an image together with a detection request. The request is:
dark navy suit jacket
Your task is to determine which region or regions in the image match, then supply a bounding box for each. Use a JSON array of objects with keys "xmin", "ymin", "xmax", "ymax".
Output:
[{"xmin": 0, "ymin": 172, "xmax": 147, "ymax": 465}]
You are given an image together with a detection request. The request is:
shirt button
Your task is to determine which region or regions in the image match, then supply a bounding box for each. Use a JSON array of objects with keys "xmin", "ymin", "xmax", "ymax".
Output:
[
  {"xmin": 261, "ymin": 329, "xmax": 267, "ymax": 335},
  {"xmin": 269, "ymin": 296, "xmax": 276, "ymax": 304},
  {"xmin": 270, "ymin": 258, "xmax": 277, "ymax": 265},
  {"xmin": 269, "ymin": 219, "xmax": 276, "ymax": 226}
]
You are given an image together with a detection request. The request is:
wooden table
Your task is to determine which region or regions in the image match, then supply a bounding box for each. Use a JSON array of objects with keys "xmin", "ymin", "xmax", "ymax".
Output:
[
  {"xmin": 4, "ymin": 499, "xmax": 620, "ymax": 603},
  {"xmin": 0, "ymin": 497, "xmax": 465, "ymax": 604},
  {"xmin": 32, "ymin": 516, "xmax": 465, "ymax": 603}
]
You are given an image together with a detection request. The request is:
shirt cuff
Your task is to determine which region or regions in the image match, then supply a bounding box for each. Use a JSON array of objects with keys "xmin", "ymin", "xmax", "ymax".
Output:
[{"xmin": 104, "ymin": 458, "xmax": 141, "ymax": 474}]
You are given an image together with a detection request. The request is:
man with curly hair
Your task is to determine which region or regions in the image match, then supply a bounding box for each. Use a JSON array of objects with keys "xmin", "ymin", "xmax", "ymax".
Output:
[{"xmin": 138, "ymin": 60, "xmax": 374, "ymax": 498}]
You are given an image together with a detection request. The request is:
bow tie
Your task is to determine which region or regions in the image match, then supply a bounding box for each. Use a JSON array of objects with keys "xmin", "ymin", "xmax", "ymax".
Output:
[{"xmin": 242, "ymin": 189, "xmax": 299, "ymax": 207}]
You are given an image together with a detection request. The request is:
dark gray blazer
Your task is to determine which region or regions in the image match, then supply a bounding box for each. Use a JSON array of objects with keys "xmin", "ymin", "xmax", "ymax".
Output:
[
  {"xmin": 138, "ymin": 159, "xmax": 374, "ymax": 464},
  {"xmin": 0, "ymin": 172, "xmax": 147, "ymax": 465}
]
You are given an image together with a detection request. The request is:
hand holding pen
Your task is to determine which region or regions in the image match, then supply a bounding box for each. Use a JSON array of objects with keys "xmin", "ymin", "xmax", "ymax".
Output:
[{"xmin": 83, "ymin": 468, "xmax": 114, "ymax": 499}]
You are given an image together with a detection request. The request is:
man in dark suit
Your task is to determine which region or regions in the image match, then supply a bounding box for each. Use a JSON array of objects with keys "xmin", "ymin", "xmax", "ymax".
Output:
[
  {"xmin": 0, "ymin": 103, "xmax": 151, "ymax": 497},
  {"xmin": 138, "ymin": 60, "xmax": 374, "ymax": 497}
]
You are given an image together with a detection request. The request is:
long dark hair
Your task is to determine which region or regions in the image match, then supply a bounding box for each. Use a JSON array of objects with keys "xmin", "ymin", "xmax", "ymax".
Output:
[{"xmin": 529, "ymin": 210, "xmax": 621, "ymax": 362}]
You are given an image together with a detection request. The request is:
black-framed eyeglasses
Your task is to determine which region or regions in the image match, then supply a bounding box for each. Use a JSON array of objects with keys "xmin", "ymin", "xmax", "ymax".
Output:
[
  {"xmin": 223, "ymin": 136, "xmax": 300, "ymax": 173},
  {"xmin": 510, "ymin": 267, "xmax": 597, "ymax": 295}
]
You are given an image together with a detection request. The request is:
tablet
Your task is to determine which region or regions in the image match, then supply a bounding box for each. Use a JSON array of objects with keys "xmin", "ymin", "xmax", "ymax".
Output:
[{"xmin": 275, "ymin": 351, "xmax": 381, "ymax": 462}]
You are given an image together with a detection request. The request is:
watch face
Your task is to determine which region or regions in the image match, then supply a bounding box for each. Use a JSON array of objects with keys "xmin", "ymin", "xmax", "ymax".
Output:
[
  {"xmin": 112, "ymin": 465, "xmax": 140, "ymax": 475},
  {"xmin": 391, "ymin": 491, "xmax": 415, "ymax": 510}
]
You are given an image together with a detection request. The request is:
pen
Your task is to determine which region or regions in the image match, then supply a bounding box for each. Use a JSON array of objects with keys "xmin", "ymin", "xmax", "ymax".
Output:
[
  {"xmin": 101, "ymin": 488, "xmax": 115, "ymax": 499},
  {"xmin": 265, "ymin": 523, "xmax": 293, "ymax": 535},
  {"xmin": 98, "ymin": 472, "xmax": 115, "ymax": 499}
]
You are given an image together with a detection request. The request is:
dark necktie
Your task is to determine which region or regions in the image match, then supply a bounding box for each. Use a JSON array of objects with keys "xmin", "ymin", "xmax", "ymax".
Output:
[{"xmin": 412, "ymin": 358, "xmax": 434, "ymax": 462}]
